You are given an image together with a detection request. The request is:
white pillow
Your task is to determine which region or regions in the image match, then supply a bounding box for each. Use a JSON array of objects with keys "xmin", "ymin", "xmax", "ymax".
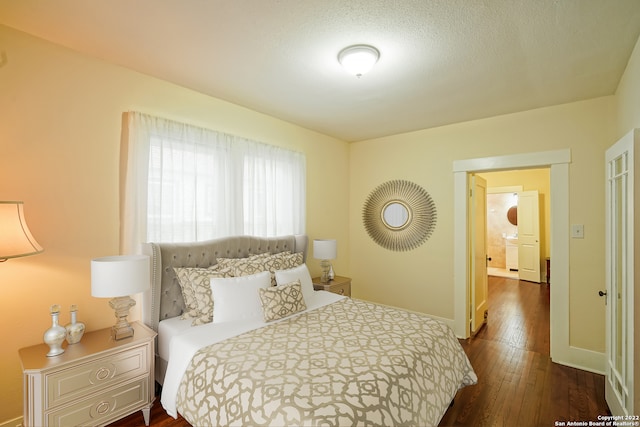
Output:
[
  {"xmin": 210, "ymin": 271, "xmax": 270, "ymax": 323},
  {"xmin": 275, "ymin": 264, "xmax": 315, "ymax": 302}
]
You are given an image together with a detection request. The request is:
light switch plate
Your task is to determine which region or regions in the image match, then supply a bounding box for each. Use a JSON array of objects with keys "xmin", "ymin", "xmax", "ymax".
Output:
[{"xmin": 571, "ymin": 224, "xmax": 584, "ymax": 239}]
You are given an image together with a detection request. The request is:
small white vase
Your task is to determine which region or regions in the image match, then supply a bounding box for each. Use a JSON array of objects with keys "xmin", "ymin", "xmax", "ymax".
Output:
[
  {"xmin": 65, "ymin": 305, "xmax": 85, "ymax": 345},
  {"xmin": 43, "ymin": 304, "xmax": 66, "ymax": 357}
]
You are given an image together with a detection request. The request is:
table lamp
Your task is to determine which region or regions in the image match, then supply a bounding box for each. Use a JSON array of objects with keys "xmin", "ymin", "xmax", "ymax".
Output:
[
  {"xmin": 313, "ymin": 239, "xmax": 337, "ymax": 283},
  {"xmin": 0, "ymin": 201, "xmax": 43, "ymax": 261},
  {"xmin": 91, "ymin": 255, "xmax": 150, "ymax": 340}
]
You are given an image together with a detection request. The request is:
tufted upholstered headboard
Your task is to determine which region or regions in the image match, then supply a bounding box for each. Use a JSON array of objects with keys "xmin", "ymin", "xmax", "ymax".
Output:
[{"xmin": 140, "ymin": 234, "xmax": 308, "ymax": 333}]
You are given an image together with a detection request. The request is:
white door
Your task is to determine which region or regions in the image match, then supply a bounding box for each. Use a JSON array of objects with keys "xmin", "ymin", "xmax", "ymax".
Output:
[
  {"xmin": 470, "ymin": 174, "xmax": 488, "ymax": 335},
  {"xmin": 604, "ymin": 129, "xmax": 637, "ymax": 416},
  {"xmin": 517, "ymin": 190, "xmax": 541, "ymax": 283}
]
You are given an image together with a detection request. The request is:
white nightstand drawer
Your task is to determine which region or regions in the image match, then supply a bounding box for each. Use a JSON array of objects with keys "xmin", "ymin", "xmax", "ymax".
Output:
[
  {"xmin": 312, "ymin": 276, "xmax": 352, "ymax": 297},
  {"xmin": 20, "ymin": 322, "xmax": 156, "ymax": 427},
  {"xmin": 328, "ymin": 281, "xmax": 350, "ymax": 296},
  {"xmin": 47, "ymin": 344, "xmax": 149, "ymax": 408},
  {"xmin": 47, "ymin": 377, "xmax": 149, "ymax": 427}
]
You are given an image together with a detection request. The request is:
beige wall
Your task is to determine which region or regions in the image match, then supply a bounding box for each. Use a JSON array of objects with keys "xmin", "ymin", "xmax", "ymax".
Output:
[
  {"xmin": 614, "ymin": 35, "xmax": 640, "ymax": 414},
  {"xmin": 485, "ymin": 192, "xmax": 519, "ymax": 269},
  {"xmin": 615, "ymin": 35, "xmax": 640, "ymax": 137},
  {"xmin": 1, "ymin": 19, "xmax": 639, "ymax": 426},
  {"xmin": 348, "ymin": 29, "xmax": 640, "ymax": 367},
  {"xmin": 349, "ymin": 97, "xmax": 614, "ymax": 349},
  {"xmin": 0, "ymin": 25, "xmax": 350, "ymax": 422}
]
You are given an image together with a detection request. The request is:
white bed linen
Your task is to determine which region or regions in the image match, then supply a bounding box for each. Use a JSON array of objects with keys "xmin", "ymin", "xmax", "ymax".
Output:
[
  {"xmin": 157, "ymin": 316, "xmax": 192, "ymax": 362},
  {"xmin": 161, "ymin": 290, "xmax": 345, "ymax": 418}
]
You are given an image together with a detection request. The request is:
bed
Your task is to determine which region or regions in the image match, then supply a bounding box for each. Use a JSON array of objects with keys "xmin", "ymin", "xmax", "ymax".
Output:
[{"xmin": 141, "ymin": 234, "xmax": 477, "ymax": 426}]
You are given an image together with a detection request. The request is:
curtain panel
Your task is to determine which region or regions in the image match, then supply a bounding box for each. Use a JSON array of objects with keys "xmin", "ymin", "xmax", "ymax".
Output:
[{"xmin": 121, "ymin": 111, "xmax": 306, "ymax": 254}]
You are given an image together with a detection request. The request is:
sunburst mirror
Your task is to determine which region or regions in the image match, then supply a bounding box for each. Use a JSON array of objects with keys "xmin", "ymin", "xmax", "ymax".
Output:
[{"xmin": 362, "ymin": 180, "xmax": 437, "ymax": 251}]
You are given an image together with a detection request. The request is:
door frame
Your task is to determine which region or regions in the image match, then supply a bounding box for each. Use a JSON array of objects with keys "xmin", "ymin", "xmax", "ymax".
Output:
[{"xmin": 453, "ymin": 149, "xmax": 592, "ymax": 369}]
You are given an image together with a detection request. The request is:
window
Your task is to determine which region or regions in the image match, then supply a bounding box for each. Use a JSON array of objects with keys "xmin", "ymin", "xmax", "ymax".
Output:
[{"xmin": 121, "ymin": 112, "xmax": 305, "ymax": 253}]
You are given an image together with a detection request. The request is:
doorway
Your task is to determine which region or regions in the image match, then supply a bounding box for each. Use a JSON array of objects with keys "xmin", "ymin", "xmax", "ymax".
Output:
[
  {"xmin": 453, "ymin": 149, "xmax": 572, "ymax": 366},
  {"xmin": 486, "ymin": 187, "xmax": 522, "ymax": 280},
  {"xmin": 481, "ymin": 169, "xmax": 550, "ymax": 284}
]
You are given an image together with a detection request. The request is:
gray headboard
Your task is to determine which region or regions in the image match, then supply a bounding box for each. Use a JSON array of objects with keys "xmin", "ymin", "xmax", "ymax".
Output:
[{"xmin": 141, "ymin": 234, "xmax": 308, "ymax": 333}]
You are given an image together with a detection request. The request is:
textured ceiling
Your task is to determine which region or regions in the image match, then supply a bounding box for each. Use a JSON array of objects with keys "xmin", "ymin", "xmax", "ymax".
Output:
[{"xmin": 1, "ymin": 0, "xmax": 639, "ymax": 142}]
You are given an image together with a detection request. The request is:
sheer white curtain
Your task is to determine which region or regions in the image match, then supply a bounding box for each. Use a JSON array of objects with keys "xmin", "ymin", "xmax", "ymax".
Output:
[
  {"xmin": 121, "ymin": 111, "xmax": 306, "ymax": 253},
  {"xmin": 241, "ymin": 139, "xmax": 306, "ymax": 236}
]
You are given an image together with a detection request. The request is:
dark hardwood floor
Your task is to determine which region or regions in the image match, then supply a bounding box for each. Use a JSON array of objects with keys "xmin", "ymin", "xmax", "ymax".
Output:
[
  {"xmin": 110, "ymin": 276, "xmax": 610, "ymax": 427},
  {"xmin": 439, "ymin": 276, "xmax": 610, "ymax": 426}
]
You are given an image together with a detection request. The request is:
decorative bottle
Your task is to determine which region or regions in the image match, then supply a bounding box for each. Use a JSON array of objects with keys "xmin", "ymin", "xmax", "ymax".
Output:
[
  {"xmin": 65, "ymin": 304, "xmax": 85, "ymax": 345},
  {"xmin": 43, "ymin": 304, "xmax": 66, "ymax": 357}
]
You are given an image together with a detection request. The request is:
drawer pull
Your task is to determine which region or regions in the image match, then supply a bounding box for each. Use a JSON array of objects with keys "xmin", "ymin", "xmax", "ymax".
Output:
[
  {"xmin": 92, "ymin": 363, "xmax": 116, "ymax": 382},
  {"xmin": 96, "ymin": 401, "xmax": 110, "ymax": 415},
  {"xmin": 96, "ymin": 368, "xmax": 110, "ymax": 380},
  {"xmin": 338, "ymin": 289, "xmax": 344, "ymax": 295},
  {"xmin": 90, "ymin": 397, "xmax": 115, "ymax": 418}
]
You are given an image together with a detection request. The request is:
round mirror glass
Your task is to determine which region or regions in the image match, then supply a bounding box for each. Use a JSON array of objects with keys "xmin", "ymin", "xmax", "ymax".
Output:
[
  {"xmin": 507, "ymin": 206, "xmax": 518, "ymax": 225},
  {"xmin": 382, "ymin": 202, "xmax": 410, "ymax": 229}
]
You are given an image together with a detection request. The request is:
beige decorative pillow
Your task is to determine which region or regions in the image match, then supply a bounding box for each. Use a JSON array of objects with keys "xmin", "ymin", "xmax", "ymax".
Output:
[
  {"xmin": 278, "ymin": 252, "xmax": 304, "ymax": 269},
  {"xmin": 258, "ymin": 280, "xmax": 306, "ymax": 322},
  {"xmin": 233, "ymin": 255, "xmax": 286, "ymax": 286},
  {"xmin": 174, "ymin": 267, "xmax": 229, "ymax": 326},
  {"xmin": 173, "ymin": 267, "xmax": 201, "ymax": 320},
  {"xmin": 207, "ymin": 263, "xmax": 235, "ymax": 278},
  {"xmin": 215, "ymin": 252, "xmax": 271, "ymax": 269}
]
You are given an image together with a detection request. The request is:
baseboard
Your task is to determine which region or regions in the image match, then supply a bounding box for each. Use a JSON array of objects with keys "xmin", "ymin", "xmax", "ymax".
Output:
[
  {"xmin": 361, "ymin": 301, "xmax": 457, "ymax": 332},
  {"xmin": 552, "ymin": 346, "xmax": 606, "ymax": 375},
  {"xmin": 425, "ymin": 314, "xmax": 456, "ymax": 331},
  {"xmin": 0, "ymin": 416, "xmax": 23, "ymax": 427}
]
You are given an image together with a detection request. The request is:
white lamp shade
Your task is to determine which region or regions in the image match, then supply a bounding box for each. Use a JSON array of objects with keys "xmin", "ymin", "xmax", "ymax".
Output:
[
  {"xmin": 313, "ymin": 239, "xmax": 337, "ymax": 260},
  {"xmin": 0, "ymin": 201, "xmax": 43, "ymax": 260},
  {"xmin": 91, "ymin": 255, "xmax": 150, "ymax": 298}
]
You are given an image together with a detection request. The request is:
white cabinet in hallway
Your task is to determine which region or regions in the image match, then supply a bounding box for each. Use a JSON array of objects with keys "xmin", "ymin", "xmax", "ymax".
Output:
[{"xmin": 505, "ymin": 237, "xmax": 518, "ymax": 271}]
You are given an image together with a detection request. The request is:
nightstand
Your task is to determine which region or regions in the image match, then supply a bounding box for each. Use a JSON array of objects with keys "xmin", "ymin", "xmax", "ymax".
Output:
[
  {"xmin": 19, "ymin": 321, "xmax": 156, "ymax": 427},
  {"xmin": 312, "ymin": 275, "xmax": 351, "ymax": 297}
]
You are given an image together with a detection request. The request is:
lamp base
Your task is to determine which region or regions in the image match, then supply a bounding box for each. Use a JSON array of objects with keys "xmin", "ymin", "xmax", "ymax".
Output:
[
  {"xmin": 320, "ymin": 259, "xmax": 333, "ymax": 283},
  {"xmin": 111, "ymin": 324, "xmax": 134, "ymax": 341},
  {"xmin": 109, "ymin": 296, "xmax": 136, "ymax": 340}
]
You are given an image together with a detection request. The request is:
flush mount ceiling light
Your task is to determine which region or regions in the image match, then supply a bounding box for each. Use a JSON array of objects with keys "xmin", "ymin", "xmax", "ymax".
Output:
[{"xmin": 338, "ymin": 44, "xmax": 380, "ymax": 77}]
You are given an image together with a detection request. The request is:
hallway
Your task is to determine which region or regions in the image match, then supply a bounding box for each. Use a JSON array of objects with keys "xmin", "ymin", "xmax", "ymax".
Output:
[{"xmin": 439, "ymin": 276, "xmax": 609, "ymax": 426}]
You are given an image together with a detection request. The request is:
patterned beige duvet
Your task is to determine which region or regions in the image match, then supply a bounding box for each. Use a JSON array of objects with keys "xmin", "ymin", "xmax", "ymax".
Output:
[{"xmin": 176, "ymin": 298, "xmax": 477, "ymax": 426}]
